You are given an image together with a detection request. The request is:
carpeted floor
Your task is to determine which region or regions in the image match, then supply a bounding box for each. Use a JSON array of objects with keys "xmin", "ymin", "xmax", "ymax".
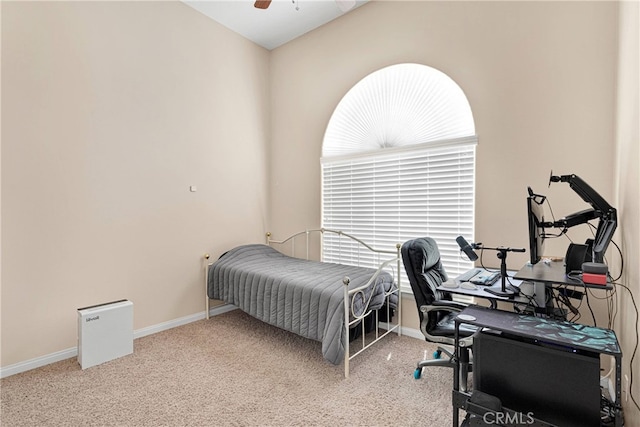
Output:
[{"xmin": 1, "ymin": 309, "xmax": 456, "ymax": 426}]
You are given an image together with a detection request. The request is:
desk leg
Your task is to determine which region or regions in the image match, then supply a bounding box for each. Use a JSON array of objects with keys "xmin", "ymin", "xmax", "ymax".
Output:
[
  {"xmin": 615, "ymin": 354, "xmax": 623, "ymax": 426},
  {"xmin": 453, "ymin": 322, "xmax": 460, "ymax": 426},
  {"xmin": 532, "ymin": 281, "xmax": 547, "ymax": 309}
]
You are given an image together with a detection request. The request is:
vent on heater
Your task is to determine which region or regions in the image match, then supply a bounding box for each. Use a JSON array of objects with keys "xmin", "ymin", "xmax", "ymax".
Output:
[{"xmin": 77, "ymin": 299, "xmax": 133, "ymax": 369}]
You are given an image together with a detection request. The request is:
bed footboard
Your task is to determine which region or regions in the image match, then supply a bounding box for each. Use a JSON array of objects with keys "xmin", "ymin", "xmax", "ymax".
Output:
[
  {"xmin": 342, "ymin": 251, "xmax": 401, "ymax": 378},
  {"xmin": 267, "ymin": 228, "xmax": 402, "ymax": 378}
]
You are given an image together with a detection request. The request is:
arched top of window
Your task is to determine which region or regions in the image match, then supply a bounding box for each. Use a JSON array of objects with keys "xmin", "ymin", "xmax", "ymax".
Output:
[{"xmin": 322, "ymin": 63, "xmax": 475, "ymax": 158}]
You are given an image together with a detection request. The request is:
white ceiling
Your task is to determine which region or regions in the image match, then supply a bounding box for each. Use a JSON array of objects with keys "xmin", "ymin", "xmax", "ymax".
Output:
[{"xmin": 183, "ymin": 0, "xmax": 368, "ymax": 50}]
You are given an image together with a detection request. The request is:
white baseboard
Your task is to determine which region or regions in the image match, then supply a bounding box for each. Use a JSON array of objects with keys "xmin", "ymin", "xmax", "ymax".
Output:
[
  {"xmin": 0, "ymin": 304, "xmax": 237, "ymax": 379},
  {"xmin": 399, "ymin": 326, "xmax": 424, "ymax": 341},
  {"xmin": 133, "ymin": 304, "xmax": 236, "ymax": 339},
  {"xmin": 377, "ymin": 322, "xmax": 422, "ymax": 341},
  {"xmin": 1, "ymin": 305, "xmax": 416, "ymax": 379},
  {"xmin": 0, "ymin": 347, "xmax": 79, "ymax": 380}
]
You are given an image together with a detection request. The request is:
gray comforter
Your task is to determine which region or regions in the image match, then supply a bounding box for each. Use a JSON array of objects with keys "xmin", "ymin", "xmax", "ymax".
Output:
[{"xmin": 207, "ymin": 244, "xmax": 397, "ymax": 365}]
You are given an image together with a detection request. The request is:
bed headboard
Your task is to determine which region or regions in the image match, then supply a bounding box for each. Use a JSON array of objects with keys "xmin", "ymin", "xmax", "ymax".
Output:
[{"xmin": 266, "ymin": 228, "xmax": 398, "ymax": 265}]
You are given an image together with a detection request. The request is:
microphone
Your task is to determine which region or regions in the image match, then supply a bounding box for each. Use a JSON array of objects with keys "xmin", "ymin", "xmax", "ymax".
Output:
[{"xmin": 456, "ymin": 236, "xmax": 478, "ymax": 261}]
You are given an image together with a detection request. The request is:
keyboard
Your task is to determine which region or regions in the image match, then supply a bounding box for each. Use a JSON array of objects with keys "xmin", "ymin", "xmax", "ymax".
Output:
[
  {"xmin": 471, "ymin": 271, "xmax": 500, "ymax": 286},
  {"xmin": 456, "ymin": 268, "xmax": 482, "ymax": 283},
  {"xmin": 455, "ymin": 269, "xmax": 500, "ymax": 286}
]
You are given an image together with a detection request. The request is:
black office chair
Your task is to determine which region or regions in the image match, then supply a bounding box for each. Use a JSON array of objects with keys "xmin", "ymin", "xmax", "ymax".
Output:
[{"xmin": 401, "ymin": 237, "xmax": 475, "ymax": 389}]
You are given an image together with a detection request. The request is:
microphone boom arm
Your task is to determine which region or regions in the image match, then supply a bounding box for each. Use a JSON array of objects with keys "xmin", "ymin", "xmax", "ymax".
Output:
[{"xmin": 474, "ymin": 244, "xmax": 525, "ymax": 298}]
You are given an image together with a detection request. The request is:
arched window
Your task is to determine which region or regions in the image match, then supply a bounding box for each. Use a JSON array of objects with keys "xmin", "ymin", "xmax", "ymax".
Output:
[{"xmin": 321, "ymin": 63, "xmax": 476, "ymax": 282}]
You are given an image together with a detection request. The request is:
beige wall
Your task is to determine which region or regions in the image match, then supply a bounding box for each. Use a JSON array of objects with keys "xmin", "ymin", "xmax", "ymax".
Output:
[
  {"xmin": 615, "ymin": 1, "xmax": 639, "ymax": 424},
  {"xmin": 1, "ymin": 1, "xmax": 270, "ymax": 367},
  {"xmin": 270, "ymin": 0, "xmax": 619, "ymax": 327},
  {"xmin": 270, "ymin": 1, "xmax": 640, "ymax": 419},
  {"xmin": 270, "ymin": 0, "xmax": 618, "ymax": 254},
  {"xmin": 2, "ymin": 4, "xmax": 637, "ymax": 420}
]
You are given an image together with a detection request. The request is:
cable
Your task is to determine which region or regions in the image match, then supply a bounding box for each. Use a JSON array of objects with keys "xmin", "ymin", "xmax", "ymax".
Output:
[
  {"xmin": 544, "ymin": 197, "xmax": 574, "ymax": 242},
  {"xmin": 587, "ymin": 286, "xmax": 616, "ymax": 329},
  {"xmin": 611, "ymin": 281, "xmax": 640, "ymax": 412},
  {"xmin": 600, "ymin": 390, "xmax": 618, "ymax": 427},
  {"xmin": 609, "ymin": 287, "xmax": 618, "ymax": 331},
  {"xmin": 478, "ymin": 247, "xmax": 486, "ymax": 269},
  {"xmin": 545, "ymin": 197, "xmax": 559, "ymax": 228},
  {"xmin": 609, "ymin": 238, "xmax": 624, "ymax": 282},
  {"xmin": 511, "ymin": 279, "xmax": 541, "ymax": 316},
  {"xmin": 564, "ymin": 272, "xmax": 597, "ymax": 326},
  {"xmin": 562, "ymin": 263, "xmax": 637, "ymax": 414},
  {"xmin": 561, "ymin": 284, "xmax": 585, "ymax": 322},
  {"xmin": 583, "ymin": 281, "xmax": 597, "ymax": 326}
]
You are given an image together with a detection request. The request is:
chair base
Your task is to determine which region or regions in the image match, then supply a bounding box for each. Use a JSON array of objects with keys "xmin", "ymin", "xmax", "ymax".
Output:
[{"xmin": 414, "ymin": 345, "xmax": 471, "ymax": 392}]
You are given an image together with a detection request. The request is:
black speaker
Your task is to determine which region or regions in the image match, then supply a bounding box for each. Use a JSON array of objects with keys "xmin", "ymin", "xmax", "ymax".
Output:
[{"xmin": 565, "ymin": 242, "xmax": 592, "ymax": 273}]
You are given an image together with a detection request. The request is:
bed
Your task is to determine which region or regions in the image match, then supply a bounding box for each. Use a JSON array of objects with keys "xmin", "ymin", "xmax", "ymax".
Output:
[{"xmin": 205, "ymin": 229, "xmax": 402, "ymax": 377}]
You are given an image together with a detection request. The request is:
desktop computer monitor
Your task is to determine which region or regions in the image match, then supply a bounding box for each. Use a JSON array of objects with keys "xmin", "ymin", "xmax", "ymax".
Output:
[{"xmin": 527, "ymin": 188, "xmax": 546, "ymax": 265}]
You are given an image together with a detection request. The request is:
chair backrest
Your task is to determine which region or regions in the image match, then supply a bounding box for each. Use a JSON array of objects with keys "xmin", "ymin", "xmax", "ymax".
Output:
[{"xmin": 401, "ymin": 237, "xmax": 449, "ymax": 318}]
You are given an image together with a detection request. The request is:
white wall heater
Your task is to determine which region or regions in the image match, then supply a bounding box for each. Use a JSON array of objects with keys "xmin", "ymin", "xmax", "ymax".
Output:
[{"xmin": 77, "ymin": 299, "xmax": 133, "ymax": 369}]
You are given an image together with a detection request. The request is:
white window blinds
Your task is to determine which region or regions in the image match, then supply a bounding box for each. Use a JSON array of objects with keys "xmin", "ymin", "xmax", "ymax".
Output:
[{"xmin": 321, "ymin": 137, "xmax": 476, "ymax": 289}]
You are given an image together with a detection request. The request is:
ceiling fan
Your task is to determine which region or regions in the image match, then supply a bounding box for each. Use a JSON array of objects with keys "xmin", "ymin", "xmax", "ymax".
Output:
[
  {"xmin": 254, "ymin": 0, "xmax": 272, "ymax": 9},
  {"xmin": 254, "ymin": 0, "xmax": 356, "ymax": 12}
]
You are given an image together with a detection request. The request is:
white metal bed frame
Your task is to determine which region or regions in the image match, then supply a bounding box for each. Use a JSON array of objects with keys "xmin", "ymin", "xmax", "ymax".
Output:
[{"xmin": 204, "ymin": 228, "xmax": 402, "ymax": 378}]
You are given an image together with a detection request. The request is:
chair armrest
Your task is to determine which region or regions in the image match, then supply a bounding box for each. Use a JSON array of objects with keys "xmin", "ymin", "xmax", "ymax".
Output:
[
  {"xmin": 420, "ymin": 300, "xmax": 468, "ymax": 314},
  {"xmin": 420, "ymin": 301, "xmax": 476, "ymax": 348}
]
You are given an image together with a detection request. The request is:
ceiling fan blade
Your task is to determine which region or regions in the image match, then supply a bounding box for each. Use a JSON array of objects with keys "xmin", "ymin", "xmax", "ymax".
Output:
[{"xmin": 254, "ymin": 0, "xmax": 272, "ymax": 9}]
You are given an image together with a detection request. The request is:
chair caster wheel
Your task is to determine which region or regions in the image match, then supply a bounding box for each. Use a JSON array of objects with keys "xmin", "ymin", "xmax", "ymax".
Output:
[
  {"xmin": 413, "ymin": 368, "xmax": 422, "ymax": 379},
  {"xmin": 433, "ymin": 350, "xmax": 442, "ymax": 359}
]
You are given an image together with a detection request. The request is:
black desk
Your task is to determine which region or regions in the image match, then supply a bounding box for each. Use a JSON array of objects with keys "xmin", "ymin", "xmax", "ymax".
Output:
[
  {"xmin": 438, "ymin": 270, "xmax": 547, "ymax": 312},
  {"xmin": 512, "ymin": 260, "xmax": 613, "ymax": 319},
  {"xmin": 436, "ymin": 272, "xmax": 532, "ymax": 308},
  {"xmin": 452, "ymin": 305, "xmax": 623, "ymax": 426},
  {"xmin": 514, "ymin": 259, "xmax": 613, "ymax": 290}
]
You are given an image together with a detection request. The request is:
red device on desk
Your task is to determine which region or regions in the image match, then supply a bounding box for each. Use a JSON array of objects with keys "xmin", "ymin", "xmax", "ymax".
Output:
[{"xmin": 582, "ymin": 262, "xmax": 608, "ymax": 285}]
